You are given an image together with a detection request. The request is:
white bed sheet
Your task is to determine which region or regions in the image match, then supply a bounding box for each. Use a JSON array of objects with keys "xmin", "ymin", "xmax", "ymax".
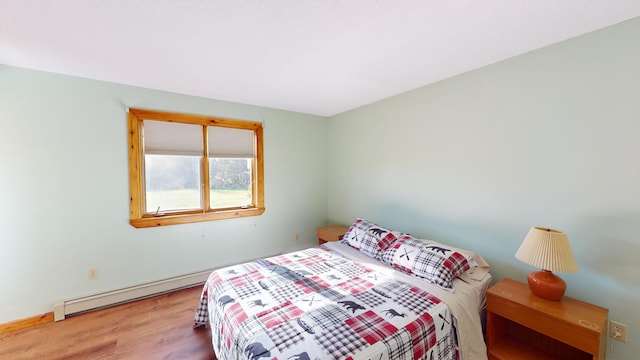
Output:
[{"xmin": 324, "ymin": 241, "xmax": 491, "ymax": 360}]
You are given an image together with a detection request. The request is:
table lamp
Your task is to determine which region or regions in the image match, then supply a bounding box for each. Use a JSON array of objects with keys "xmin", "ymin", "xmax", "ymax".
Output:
[{"xmin": 515, "ymin": 227, "xmax": 578, "ymax": 301}]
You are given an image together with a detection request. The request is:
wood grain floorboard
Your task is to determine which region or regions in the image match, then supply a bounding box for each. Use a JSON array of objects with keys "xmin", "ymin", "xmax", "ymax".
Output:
[{"xmin": 0, "ymin": 286, "xmax": 216, "ymax": 360}]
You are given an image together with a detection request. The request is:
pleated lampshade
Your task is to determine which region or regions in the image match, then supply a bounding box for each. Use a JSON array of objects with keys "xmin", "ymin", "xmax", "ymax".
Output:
[{"xmin": 515, "ymin": 227, "xmax": 578, "ymax": 272}]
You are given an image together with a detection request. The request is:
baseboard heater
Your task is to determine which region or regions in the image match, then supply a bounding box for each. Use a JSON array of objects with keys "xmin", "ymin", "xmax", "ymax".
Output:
[{"xmin": 53, "ymin": 268, "xmax": 214, "ymax": 321}]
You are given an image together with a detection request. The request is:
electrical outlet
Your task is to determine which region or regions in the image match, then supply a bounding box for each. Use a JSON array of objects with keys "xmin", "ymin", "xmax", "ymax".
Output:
[
  {"xmin": 609, "ymin": 320, "xmax": 628, "ymax": 343},
  {"xmin": 294, "ymin": 233, "xmax": 300, "ymax": 241},
  {"xmin": 88, "ymin": 268, "xmax": 99, "ymax": 280}
]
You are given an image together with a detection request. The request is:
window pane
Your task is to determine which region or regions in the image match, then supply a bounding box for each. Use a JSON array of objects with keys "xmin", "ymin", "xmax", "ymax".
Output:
[
  {"xmin": 209, "ymin": 158, "xmax": 252, "ymax": 208},
  {"xmin": 145, "ymin": 155, "xmax": 201, "ymax": 213}
]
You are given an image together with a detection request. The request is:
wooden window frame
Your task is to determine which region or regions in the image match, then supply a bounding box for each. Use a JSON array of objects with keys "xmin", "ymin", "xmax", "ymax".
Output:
[{"xmin": 127, "ymin": 108, "xmax": 265, "ymax": 228}]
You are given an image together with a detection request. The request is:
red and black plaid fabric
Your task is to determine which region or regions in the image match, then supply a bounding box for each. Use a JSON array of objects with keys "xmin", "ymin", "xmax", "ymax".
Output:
[
  {"xmin": 257, "ymin": 301, "xmax": 304, "ymax": 329},
  {"xmin": 294, "ymin": 275, "xmax": 330, "ymax": 294},
  {"xmin": 221, "ymin": 302, "xmax": 248, "ymax": 347},
  {"xmin": 337, "ymin": 276, "xmax": 375, "ymax": 295},
  {"xmin": 342, "ymin": 218, "xmax": 402, "ymax": 259},
  {"xmin": 230, "ymin": 270, "xmax": 264, "ymax": 287},
  {"xmin": 265, "ymin": 255, "xmax": 293, "ymax": 265},
  {"xmin": 407, "ymin": 312, "xmax": 438, "ymax": 359},
  {"xmin": 297, "ymin": 254, "xmax": 327, "ymax": 267},
  {"xmin": 382, "ymin": 236, "xmax": 475, "ymax": 290},
  {"xmin": 346, "ymin": 310, "xmax": 399, "ymax": 345},
  {"xmin": 194, "ymin": 246, "xmax": 459, "ymax": 360}
]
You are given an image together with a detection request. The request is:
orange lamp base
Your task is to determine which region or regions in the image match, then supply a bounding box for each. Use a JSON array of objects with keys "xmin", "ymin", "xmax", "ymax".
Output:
[{"xmin": 527, "ymin": 269, "xmax": 566, "ymax": 301}]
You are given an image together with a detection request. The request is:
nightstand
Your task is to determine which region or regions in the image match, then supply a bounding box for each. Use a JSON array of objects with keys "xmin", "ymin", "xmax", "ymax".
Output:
[
  {"xmin": 486, "ymin": 278, "xmax": 608, "ymax": 360},
  {"xmin": 316, "ymin": 225, "xmax": 348, "ymax": 245}
]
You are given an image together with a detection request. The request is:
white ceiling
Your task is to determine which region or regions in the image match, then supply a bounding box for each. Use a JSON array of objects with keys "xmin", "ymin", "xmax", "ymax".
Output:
[{"xmin": 2, "ymin": 1, "xmax": 640, "ymax": 117}]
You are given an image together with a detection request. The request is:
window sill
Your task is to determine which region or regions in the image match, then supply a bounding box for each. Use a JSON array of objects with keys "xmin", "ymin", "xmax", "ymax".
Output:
[{"xmin": 130, "ymin": 207, "xmax": 265, "ymax": 228}]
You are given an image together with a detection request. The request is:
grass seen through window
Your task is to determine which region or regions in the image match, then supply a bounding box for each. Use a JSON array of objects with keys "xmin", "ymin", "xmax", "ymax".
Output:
[{"xmin": 146, "ymin": 189, "xmax": 252, "ymax": 213}]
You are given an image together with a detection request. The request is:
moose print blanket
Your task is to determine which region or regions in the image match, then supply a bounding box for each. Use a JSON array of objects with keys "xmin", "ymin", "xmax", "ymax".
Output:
[{"xmin": 194, "ymin": 246, "xmax": 459, "ymax": 360}]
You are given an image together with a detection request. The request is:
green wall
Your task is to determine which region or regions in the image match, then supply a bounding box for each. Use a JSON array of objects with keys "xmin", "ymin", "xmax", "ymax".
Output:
[
  {"xmin": 328, "ymin": 18, "xmax": 640, "ymax": 359},
  {"xmin": 0, "ymin": 66, "xmax": 328, "ymax": 324}
]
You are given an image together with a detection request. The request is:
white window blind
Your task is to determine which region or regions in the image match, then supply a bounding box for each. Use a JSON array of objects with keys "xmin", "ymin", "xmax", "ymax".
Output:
[
  {"xmin": 208, "ymin": 126, "xmax": 254, "ymax": 158},
  {"xmin": 143, "ymin": 120, "xmax": 202, "ymax": 155},
  {"xmin": 142, "ymin": 120, "xmax": 255, "ymax": 158}
]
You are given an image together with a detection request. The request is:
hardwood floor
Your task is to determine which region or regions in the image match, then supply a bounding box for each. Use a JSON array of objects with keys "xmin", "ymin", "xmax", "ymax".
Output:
[{"xmin": 0, "ymin": 286, "xmax": 216, "ymax": 360}]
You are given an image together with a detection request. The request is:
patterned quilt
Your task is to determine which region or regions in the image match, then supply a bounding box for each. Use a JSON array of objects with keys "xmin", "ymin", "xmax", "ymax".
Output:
[{"xmin": 194, "ymin": 246, "xmax": 459, "ymax": 360}]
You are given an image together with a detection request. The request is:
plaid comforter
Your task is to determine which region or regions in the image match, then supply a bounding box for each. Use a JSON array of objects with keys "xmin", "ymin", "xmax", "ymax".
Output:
[{"xmin": 194, "ymin": 246, "xmax": 459, "ymax": 360}]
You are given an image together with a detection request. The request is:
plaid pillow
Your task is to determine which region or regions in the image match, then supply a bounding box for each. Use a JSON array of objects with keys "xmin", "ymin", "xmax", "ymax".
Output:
[
  {"xmin": 381, "ymin": 236, "xmax": 476, "ymax": 290},
  {"xmin": 341, "ymin": 218, "xmax": 400, "ymax": 259}
]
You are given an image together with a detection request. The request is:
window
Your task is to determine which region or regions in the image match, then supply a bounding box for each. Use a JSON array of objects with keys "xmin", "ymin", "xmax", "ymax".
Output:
[{"xmin": 127, "ymin": 108, "xmax": 264, "ymax": 228}]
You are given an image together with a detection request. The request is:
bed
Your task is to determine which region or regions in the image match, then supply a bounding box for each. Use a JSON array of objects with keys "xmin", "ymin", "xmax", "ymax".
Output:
[{"xmin": 194, "ymin": 219, "xmax": 491, "ymax": 360}]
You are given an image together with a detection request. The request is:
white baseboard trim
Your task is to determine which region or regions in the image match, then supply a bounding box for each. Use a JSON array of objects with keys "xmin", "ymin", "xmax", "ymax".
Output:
[{"xmin": 53, "ymin": 268, "xmax": 213, "ymax": 321}]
